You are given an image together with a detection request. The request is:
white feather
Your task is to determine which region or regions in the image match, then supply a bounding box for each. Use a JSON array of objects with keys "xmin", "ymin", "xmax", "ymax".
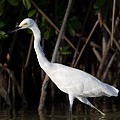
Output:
[{"xmin": 16, "ymin": 18, "xmax": 119, "ymax": 115}]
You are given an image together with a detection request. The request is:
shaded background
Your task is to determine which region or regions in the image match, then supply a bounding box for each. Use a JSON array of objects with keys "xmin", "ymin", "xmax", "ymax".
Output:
[{"xmin": 0, "ymin": 0, "xmax": 120, "ymax": 112}]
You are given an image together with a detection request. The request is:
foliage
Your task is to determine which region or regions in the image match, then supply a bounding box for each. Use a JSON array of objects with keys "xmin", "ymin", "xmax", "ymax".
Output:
[
  {"xmin": 22, "ymin": 0, "xmax": 31, "ymax": 10},
  {"xmin": 0, "ymin": 31, "xmax": 7, "ymax": 40},
  {"xmin": 60, "ymin": 45, "xmax": 72, "ymax": 55},
  {"xmin": 0, "ymin": 20, "xmax": 7, "ymax": 40},
  {"xmin": 67, "ymin": 16, "xmax": 81, "ymax": 37},
  {"xmin": 0, "ymin": 0, "xmax": 5, "ymax": 16},
  {"xmin": 0, "ymin": 0, "xmax": 120, "ymax": 108},
  {"xmin": 40, "ymin": 16, "xmax": 54, "ymax": 40},
  {"xmin": 117, "ymin": 0, "xmax": 120, "ymax": 8},
  {"xmin": 93, "ymin": 0, "xmax": 105, "ymax": 15},
  {"xmin": 7, "ymin": 0, "xmax": 20, "ymax": 6},
  {"xmin": 93, "ymin": 0, "xmax": 120, "ymax": 15},
  {"xmin": 28, "ymin": 9, "xmax": 36, "ymax": 17}
]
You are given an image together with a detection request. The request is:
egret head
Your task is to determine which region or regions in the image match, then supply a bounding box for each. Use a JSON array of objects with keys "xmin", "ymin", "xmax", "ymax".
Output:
[
  {"xmin": 8, "ymin": 18, "xmax": 35, "ymax": 33},
  {"xmin": 18, "ymin": 18, "xmax": 35, "ymax": 29}
]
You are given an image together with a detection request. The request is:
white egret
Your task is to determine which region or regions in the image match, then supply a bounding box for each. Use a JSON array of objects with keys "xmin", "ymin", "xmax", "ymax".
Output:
[{"xmin": 12, "ymin": 18, "xmax": 119, "ymax": 115}]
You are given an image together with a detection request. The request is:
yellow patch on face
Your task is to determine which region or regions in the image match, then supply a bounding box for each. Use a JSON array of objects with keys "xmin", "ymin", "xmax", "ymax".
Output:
[{"xmin": 19, "ymin": 23, "xmax": 27, "ymax": 27}]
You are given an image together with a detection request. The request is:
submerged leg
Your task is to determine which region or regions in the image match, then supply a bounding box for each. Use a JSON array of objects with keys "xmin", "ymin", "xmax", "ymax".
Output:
[{"xmin": 76, "ymin": 96, "xmax": 105, "ymax": 116}]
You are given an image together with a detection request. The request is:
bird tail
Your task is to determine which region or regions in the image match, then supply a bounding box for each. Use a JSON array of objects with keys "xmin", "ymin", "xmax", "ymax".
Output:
[{"xmin": 104, "ymin": 83, "xmax": 119, "ymax": 97}]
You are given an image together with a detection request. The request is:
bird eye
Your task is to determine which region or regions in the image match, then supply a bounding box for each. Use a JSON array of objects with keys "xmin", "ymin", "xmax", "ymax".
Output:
[
  {"xmin": 22, "ymin": 23, "xmax": 28, "ymax": 26},
  {"xmin": 19, "ymin": 23, "xmax": 27, "ymax": 27}
]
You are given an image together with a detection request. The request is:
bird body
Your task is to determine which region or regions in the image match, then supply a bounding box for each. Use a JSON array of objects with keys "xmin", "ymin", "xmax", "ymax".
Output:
[
  {"xmin": 13, "ymin": 18, "xmax": 119, "ymax": 115},
  {"xmin": 47, "ymin": 63, "xmax": 118, "ymax": 97}
]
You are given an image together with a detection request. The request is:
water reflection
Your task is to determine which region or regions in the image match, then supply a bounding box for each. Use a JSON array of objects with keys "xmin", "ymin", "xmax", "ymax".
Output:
[{"xmin": 0, "ymin": 100, "xmax": 120, "ymax": 120}]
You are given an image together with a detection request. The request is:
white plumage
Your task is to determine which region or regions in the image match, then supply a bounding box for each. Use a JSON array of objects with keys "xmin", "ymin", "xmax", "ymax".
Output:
[{"xmin": 13, "ymin": 18, "xmax": 119, "ymax": 115}]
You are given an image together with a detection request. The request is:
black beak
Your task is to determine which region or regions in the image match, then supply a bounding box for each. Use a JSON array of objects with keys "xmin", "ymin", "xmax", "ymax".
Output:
[{"xmin": 7, "ymin": 26, "xmax": 21, "ymax": 34}]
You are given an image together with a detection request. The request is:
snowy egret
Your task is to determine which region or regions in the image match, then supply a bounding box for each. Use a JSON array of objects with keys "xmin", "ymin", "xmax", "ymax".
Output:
[{"xmin": 11, "ymin": 18, "xmax": 119, "ymax": 115}]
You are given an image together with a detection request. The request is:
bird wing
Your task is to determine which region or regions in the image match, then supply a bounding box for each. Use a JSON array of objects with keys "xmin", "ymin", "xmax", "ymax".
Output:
[{"xmin": 47, "ymin": 63, "xmax": 118, "ymax": 97}]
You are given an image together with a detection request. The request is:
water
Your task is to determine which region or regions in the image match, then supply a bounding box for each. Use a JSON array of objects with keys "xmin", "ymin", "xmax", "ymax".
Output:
[
  {"xmin": 0, "ymin": 108, "xmax": 120, "ymax": 120},
  {"xmin": 0, "ymin": 100, "xmax": 120, "ymax": 120}
]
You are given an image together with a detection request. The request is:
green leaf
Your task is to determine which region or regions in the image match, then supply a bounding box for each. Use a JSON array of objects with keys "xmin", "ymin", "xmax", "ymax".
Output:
[
  {"xmin": 0, "ymin": 31, "xmax": 8, "ymax": 40},
  {"xmin": 22, "ymin": 0, "xmax": 31, "ymax": 10},
  {"xmin": 25, "ymin": 29, "xmax": 32, "ymax": 34},
  {"xmin": 69, "ymin": 16, "xmax": 77, "ymax": 21},
  {"xmin": 94, "ymin": 8, "xmax": 101, "ymax": 15},
  {"xmin": 68, "ymin": 16, "xmax": 81, "ymax": 31},
  {"xmin": 43, "ymin": 30, "xmax": 50, "ymax": 40},
  {"xmin": 0, "ymin": 0, "xmax": 4, "ymax": 16},
  {"xmin": 41, "ymin": 16, "xmax": 46, "ymax": 27},
  {"xmin": 61, "ymin": 51, "xmax": 72, "ymax": 55},
  {"xmin": 40, "ymin": 0, "xmax": 46, "ymax": 5},
  {"xmin": 68, "ymin": 25, "xmax": 75, "ymax": 37},
  {"xmin": 62, "ymin": 45, "xmax": 70, "ymax": 51},
  {"xmin": 93, "ymin": 0, "xmax": 105, "ymax": 9},
  {"xmin": 28, "ymin": 9, "xmax": 36, "ymax": 17},
  {"xmin": 60, "ymin": 46, "xmax": 72, "ymax": 55},
  {"xmin": 117, "ymin": 0, "xmax": 120, "ymax": 8},
  {"xmin": 0, "ymin": 21, "xmax": 5, "ymax": 28},
  {"xmin": 7, "ymin": 0, "xmax": 20, "ymax": 6},
  {"xmin": 93, "ymin": 0, "xmax": 106, "ymax": 15},
  {"xmin": 70, "ymin": 21, "xmax": 81, "ymax": 31}
]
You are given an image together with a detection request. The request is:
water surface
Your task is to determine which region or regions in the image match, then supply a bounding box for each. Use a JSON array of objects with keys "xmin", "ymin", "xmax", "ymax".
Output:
[{"xmin": 0, "ymin": 99, "xmax": 120, "ymax": 120}]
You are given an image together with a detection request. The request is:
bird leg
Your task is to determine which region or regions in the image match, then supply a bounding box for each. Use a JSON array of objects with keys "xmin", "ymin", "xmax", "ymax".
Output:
[
  {"xmin": 92, "ymin": 105, "xmax": 105, "ymax": 116},
  {"xmin": 76, "ymin": 97, "xmax": 105, "ymax": 116},
  {"xmin": 68, "ymin": 94, "xmax": 75, "ymax": 118},
  {"xmin": 69, "ymin": 105, "xmax": 72, "ymax": 116}
]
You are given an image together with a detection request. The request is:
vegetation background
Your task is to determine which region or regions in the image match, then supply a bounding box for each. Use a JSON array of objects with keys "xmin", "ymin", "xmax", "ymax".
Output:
[{"xmin": 0, "ymin": 0, "xmax": 120, "ymax": 111}]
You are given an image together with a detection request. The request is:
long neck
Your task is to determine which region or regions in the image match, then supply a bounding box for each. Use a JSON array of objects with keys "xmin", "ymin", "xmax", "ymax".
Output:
[{"xmin": 30, "ymin": 24, "xmax": 51, "ymax": 74}]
